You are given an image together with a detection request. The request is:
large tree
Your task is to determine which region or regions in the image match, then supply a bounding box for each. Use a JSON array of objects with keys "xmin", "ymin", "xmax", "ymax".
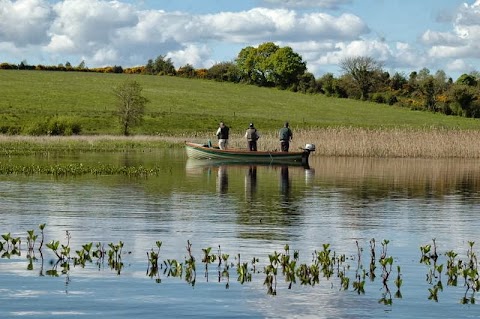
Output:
[
  {"xmin": 411, "ymin": 68, "xmax": 450, "ymax": 111},
  {"xmin": 154, "ymin": 55, "xmax": 176, "ymax": 75},
  {"xmin": 113, "ymin": 80, "xmax": 149, "ymax": 136},
  {"xmin": 270, "ymin": 46, "xmax": 307, "ymax": 89},
  {"xmin": 456, "ymin": 73, "xmax": 478, "ymax": 87},
  {"xmin": 448, "ymin": 85, "xmax": 479, "ymax": 117},
  {"xmin": 236, "ymin": 42, "xmax": 306, "ymax": 88},
  {"xmin": 144, "ymin": 55, "xmax": 176, "ymax": 75},
  {"xmin": 340, "ymin": 56, "xmax": 383, "ymax": 100}
]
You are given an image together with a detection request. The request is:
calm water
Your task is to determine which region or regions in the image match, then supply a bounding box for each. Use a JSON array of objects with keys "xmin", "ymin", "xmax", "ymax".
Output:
[{"xmin": 0, "ymin": 150, "xmax": 479, "ymax": 318}]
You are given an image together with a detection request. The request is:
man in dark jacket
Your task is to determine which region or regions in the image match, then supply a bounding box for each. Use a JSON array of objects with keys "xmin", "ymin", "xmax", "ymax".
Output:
[
  {"xmin": 216, "ymin": 122, "xmax": 229, "ymax": 149},
  {"xmin": 279, "ymin": 122, "xmax": 293, "ymax": 152},
  {"xmin": 244, "ymin": 123, "xmax": 259, "ymax": 151}
]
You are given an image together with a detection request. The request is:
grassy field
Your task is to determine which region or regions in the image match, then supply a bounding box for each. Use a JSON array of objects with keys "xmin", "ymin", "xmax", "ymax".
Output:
[
  {"xmin": 2, "ymin": 70, "xmax": 480, "ymax": 158},
  {"xmin": 2, "ymin": 70, "xmax": 480, "ymax": 135}
]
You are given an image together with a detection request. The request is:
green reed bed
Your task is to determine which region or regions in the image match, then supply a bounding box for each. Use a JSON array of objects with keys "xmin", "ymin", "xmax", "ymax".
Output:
[
  {"xmin": 0, "ymin": 135, "xmax": 183, "ymax": 155},
  {"xmin": 1, "ymin": 224, "xmax": 478, "ymax": 303},
  {"xmin": 0, "ymin": 163, "xmax": 168, "ymax": 177}
]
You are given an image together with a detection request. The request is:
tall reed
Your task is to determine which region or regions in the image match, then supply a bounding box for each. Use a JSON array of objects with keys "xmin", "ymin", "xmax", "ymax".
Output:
[
  {"xmin": 2, "ymin": 127, "xmax": 480, "ymax": 158},
  {"xmin": 216, "ymin": 127, "xmax": 480, "ymax": 158}
]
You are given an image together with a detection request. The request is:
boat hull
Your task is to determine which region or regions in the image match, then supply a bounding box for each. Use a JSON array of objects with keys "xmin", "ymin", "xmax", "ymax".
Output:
[{"xmin": 185, "ymin": 142, "xmax": 310, "ymax": 165}]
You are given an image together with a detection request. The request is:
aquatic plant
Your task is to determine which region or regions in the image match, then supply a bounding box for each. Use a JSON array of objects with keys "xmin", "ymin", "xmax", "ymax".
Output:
[
  {"xmin": 147, "ymin": 241, "xmax": 162, "ymax": 282},
  {"xmin": 0, "ymin": 163, "xmax": 170, "ymax": 177},
  {"xmin": 108, "ymin": 241, "xmax": 124, "ymax": 274},
  {"xmin": 460, "ymin": 241, "xmax": 479, "ymax": 304},
  {"xmin": 394, "ymin": 266, "xmax": 403, "ymax": 298},
  {"xmin": 164, "ymin": 259, "xmax": 183, "ymax": 278},
  {"xmin": 353, "ymin": 273, "xmax": 366, "ymax": 294},
  {"xmin": 369, "ymin": 238, "xmax": 377, "ymax": 281},
  {"xmin": 201, "ymin": 246, "xmax": 217, "ymax": 281},
  {"xmin": 0, "ymin": 232, "xmax": 21, "ymax": 259},
  {"xmin": 445, "ymin": 250, "xmax": 459, "ymax": 286},
  {"xmin": 315, "ymin": 243, "xmax": 333, "ymax": 279},
  {"xmin": 38, "ymin": 223, "xmax": 46, "ymax": 250},
  {"xmin": 26, "ymin": 230, "xmax": 38, "ymax": 251},
  {"xmin": 2, "ymin": 226, "xmax": 480, "ymax": 304},
  {"xmin": 185, "ymin": 241, "xmax": 196, "ymax": 286}
]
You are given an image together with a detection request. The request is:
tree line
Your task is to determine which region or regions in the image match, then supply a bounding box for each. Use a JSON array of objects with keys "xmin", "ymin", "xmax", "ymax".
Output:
[{"xmin": 2, "ymin": 42, "xmax": 480, "ymax": 119}]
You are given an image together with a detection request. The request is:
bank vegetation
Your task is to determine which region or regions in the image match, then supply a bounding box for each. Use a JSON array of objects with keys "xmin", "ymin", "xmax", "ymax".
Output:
[{"xmin": 2, "ymin": 128, "xmax": 480, "ymax": 158}]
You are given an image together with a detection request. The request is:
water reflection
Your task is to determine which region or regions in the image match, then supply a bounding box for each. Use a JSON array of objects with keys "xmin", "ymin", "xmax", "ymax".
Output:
[
  {"xmin": 244, "ymin": 166, "xmax": 257, "ymax": 200},
  {"xmin": 217, "ymin": 165, "xmax": 228, "ymax": 194},
  {"xmin": 2, "ymin": 152, "xmax": 480, "ymax": 318},
  {"xmin": 185, "ymin": 159, "xmax": 313, "ymax": 233},
  {"xmin": 280, "ymin": 166, "xmax": 290, "ymax": 199}
]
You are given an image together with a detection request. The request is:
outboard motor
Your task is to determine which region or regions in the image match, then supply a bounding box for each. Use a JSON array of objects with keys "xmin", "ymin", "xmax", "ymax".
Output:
[
  {"xmin": 301, "ymin": 144, "xmax": 315, "ymax": 166},
  {"xmin": 304, "ymin": 144, "xmax": 316, "ymax": 152}
]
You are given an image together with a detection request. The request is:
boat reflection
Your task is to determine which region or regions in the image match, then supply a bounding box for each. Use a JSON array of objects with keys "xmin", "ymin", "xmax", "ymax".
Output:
[
  {"xmin": 185, "ymin": 158, "xmax": 310, "ymax": 173},
  {"xmin": 185, "ymin": 158, "xmax": 314, "ymax": 200}
]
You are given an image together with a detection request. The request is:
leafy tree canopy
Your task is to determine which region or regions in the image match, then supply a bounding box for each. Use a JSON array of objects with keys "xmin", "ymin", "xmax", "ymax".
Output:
[{"xmin": 236, "ymin": 42, "xmax": 307, "ymax": 89}]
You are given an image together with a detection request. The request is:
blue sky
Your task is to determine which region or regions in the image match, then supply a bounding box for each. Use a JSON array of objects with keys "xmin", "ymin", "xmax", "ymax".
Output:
[{"xmin": 1, "ymin": 0, "xmax": 479, "ymax": 80}]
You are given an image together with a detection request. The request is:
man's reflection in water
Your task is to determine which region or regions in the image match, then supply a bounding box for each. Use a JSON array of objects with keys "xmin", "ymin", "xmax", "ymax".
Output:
[
  {"xmin": 280, "ymin": 166, "xmax": 290, "ymax": 201},
  {"xmin": 304, "ymin": 167, "xmax": 315, "ymax": 185},
  {"xmin": 245, "ymin": 165, "xmax": 258, "ymax": 200},
  {"xmin": 217, "ymin": 165, "xmax": 228, "ymax": 194}
]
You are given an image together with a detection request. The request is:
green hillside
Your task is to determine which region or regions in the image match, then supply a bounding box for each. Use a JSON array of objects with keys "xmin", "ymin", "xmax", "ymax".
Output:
[{"xmin": 1, "ymin": 70, "xmax": 479, "ymax": 135}]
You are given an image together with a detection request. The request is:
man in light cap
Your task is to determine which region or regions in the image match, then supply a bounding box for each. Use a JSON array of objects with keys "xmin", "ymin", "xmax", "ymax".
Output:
[{"xmin": 244, "ymin": 123, "xmax": 259, "ymax": 151}]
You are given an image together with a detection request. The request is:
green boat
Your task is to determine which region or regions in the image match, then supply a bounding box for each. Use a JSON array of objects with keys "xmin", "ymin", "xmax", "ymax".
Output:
[{"xmin": 185, "ymin": 142, "xmax": 315, "ymax": 165}]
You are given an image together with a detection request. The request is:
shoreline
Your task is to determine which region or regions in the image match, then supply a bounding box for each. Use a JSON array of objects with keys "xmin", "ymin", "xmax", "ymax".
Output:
[{"xmin": 1, "ymin": 127, "xmax": 480, "ymax": 158}]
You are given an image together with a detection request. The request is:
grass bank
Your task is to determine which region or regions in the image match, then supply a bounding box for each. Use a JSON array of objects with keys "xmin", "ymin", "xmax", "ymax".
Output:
[
  {"xmin": 2, "ymin": 70, "xmax": 480, "ymax": 158},
  {"xmin": 2, "ymin": 127, "xmax": 480, "ymax": 158},
  {"xmin": 2, "ymin": 70, "xmax": 480, "ymax": 136},
  {"xmin": 0, "ymin": 135, "xmax": 182, "ymax": 155}
]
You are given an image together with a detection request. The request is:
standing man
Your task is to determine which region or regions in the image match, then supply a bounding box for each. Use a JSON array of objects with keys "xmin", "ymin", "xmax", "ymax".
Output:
[
  {"xmin": 245, "ymin": 123, "xmax": 259, "ymax": 151},
  {"xmin": 216, "ymin": 122, "xmax": 229, "ymax": 150},
  {"xmin": 279, "ymin": 122, "xmax": 293, "ymax": 152}
]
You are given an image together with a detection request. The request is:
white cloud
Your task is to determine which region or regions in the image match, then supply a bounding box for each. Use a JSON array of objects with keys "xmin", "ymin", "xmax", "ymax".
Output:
[
  {"xmin": 393, "ymin": 42, "xmax": 428, "ymax": 69},
  {"xmin": 45, "ymin": 34, "xmax": 75, "ymax": 53},
  {"xmin": 91, "ymin": 47, "xmax": 119, "ymax": 65},
  {"xmin": 166, "ymin": 44, "xmax": 212, "ymax": 69},
  {"xmin": 428, "ymin": 45, "xmax": 480, "ymax": 59},
  {"xmin": 446, "ymin": 59, "xmax": 470, "ymax": 73},
  {"xmin": 298, "ymin": 12, "xmax": 368, "ymax": 40},
  {"xmin": 205, "ymin": 8, "xmax": 298, "ymax": 40},
  {"xmin": 291, "ymin": 39, "xmax": 394, "ymax": 75},
  {"xmin": 261, "ymin": 0, "xmax": 352, "ymax": 9},
  {"xmin": 420, "ymin": 30, "xmax": 464, "ymax": 46},
  {"xmin": 46, "ymin": 0, "xmax": 140, "ymax": 65},
  {"xmin": 0, "ymin": 0, "xmax": 369, "ymax": 71},
  {"xmin": 0, "ymin": 0, "xmax": 478, "ymax": 79},
  {"xmin": 50, "ymin": 0, "xmax": 137, "ymax": 45},
  {"xmin": 0, "ymin": 0, "xmax": 52, "ymax": 46},
  {"xmin": 423, "ymin": 0, "xmax": 480, "ymax": 61}
]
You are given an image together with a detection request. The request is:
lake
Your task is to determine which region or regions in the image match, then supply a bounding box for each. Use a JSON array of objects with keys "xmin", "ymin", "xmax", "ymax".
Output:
[{"xmin": 0, "ymin": 150, "xmax": 479, "ymax": 318}]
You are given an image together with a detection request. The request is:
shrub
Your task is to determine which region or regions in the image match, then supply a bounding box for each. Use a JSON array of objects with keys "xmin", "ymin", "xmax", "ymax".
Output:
[
  {"xmin": 25, "ymin": 117, "xmax": 82, "ymax": 136},
  {"xmin": 387, "ymin": 94, "xmax": 398, "ymax": 105},
  {"xmin": 0, "ymin": 125, "xmax": 21, "ymax": 135},
  {"xmin": 25, "ymin": 120, "xmax": 49, "ymax": 136},
  {"xmin": 371, "ymin": 93, "xmax": 386, "ymax": 104}
]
